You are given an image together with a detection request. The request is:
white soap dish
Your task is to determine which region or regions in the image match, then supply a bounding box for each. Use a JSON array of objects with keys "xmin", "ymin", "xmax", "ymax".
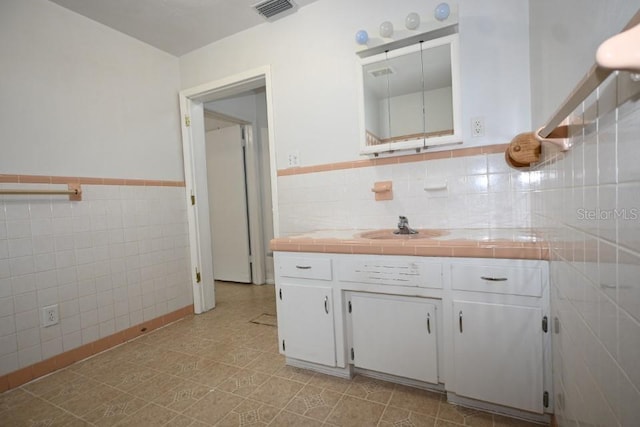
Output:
[{"xmin": 424, "ymin": 179, "xmax": 448, "ymax": 191}]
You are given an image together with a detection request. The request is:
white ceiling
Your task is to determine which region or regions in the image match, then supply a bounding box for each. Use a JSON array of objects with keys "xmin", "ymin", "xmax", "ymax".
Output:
[{"xmin": 48, "ymin": 0, "xmax": 321, "ymax": 56}]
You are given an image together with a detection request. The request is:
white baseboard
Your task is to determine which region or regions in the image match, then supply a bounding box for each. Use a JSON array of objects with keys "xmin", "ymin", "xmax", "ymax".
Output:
[
  {"xmin": 446, "ymin": 393, "xmax": 551, "ymax": 425},
  {"xmin": 353, "ymin": 367, "xmax": 445, "ymax": 393},
  {"xmin": 285, "ymin": 358, "xmax": 352, "ymax": 379}
]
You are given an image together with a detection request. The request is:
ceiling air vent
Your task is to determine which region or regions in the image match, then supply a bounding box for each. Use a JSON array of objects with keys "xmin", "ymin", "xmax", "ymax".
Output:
[
  {"xmin": 368, "ymin": 67, "xmax": 395, "ymax": 78},
  {"xmin": 253, "ymin": 0, "xmax": 297, "ymax": 21}
]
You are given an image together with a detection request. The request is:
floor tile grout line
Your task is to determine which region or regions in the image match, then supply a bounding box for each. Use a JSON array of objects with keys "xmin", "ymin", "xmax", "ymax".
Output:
[
  {"xmin": 376, "ymin": 399, "xmax": 390, "ymax": 427},
  {"xmin": 261, "ymin": 367, "xmax": 308, "ymax": 426},
  {"xmin": 115, "ymin": 401, "xmax": 184, "ymax": 427},
  {"xmin": 18, "ymin": 386, "xmax": 99, "ymax": 426},
  {"xmin": 40, "ymin": 365, "xmax": 193, "ymax": 426}
]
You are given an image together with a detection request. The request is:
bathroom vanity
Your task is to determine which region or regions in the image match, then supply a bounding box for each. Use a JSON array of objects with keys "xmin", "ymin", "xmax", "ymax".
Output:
[{"xmin": 271, "ymin": 229, "xmax": 551, "ymax": 422}]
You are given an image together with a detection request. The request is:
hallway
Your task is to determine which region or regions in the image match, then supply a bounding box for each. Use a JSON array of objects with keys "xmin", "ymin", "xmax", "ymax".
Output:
[{"xmin": 0, "ymin": 282, "xmax": 539, "ymax": 426}]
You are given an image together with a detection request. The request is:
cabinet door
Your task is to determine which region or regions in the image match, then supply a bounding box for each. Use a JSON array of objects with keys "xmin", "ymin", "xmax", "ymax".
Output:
[
  {"xmin": 277, "ymin": 283, "xmax": 336, "ymax": 367},
  {"xmin": 453, "ymin": 300, "xmax": 543, "ymax": 413},
  {"xmin": 351, "ymin": 293, "xmax": 438, "ymax": 383}
]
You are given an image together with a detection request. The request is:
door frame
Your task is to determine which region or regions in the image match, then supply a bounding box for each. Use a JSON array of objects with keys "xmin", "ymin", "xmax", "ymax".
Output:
[{"xmin": 179, "ymin": 66, "xmax": 279, "ymax": 313}]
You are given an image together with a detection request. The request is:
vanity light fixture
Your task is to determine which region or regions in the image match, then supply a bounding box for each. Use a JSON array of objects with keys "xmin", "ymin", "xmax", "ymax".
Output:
[{"xmin": 356, "ymin": 5, "xmax": 451, "ymax": 46}]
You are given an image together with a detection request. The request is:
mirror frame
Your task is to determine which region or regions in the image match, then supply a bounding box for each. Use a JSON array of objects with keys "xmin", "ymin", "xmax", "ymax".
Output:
[{"xmin": 357, "ymin": 33, "xmax": 461, "ymax": 156}]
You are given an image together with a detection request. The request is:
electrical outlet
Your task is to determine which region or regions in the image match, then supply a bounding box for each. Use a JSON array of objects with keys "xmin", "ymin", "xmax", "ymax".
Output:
[
  {"xmin": 42, "ymin": 304, "xmax": 59, "ymax": 327},
  {"xmin": 471, "ymin": 117, "xmax": 484, "ymax": 137},
  {"xmin": 287, "ymin": 151, "xmax": 300, "ymax": 167}
]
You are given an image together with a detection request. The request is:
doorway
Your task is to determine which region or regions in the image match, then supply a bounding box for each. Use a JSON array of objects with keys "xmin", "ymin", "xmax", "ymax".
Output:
[
  {"xmin": 179, "ymin": 67, "xmax": 279, "ymax": 313},
  {"xmin": 204, "ymin": 90, "xmax": 276, "ymax": 284},
  {"xmin": 205, "ymin": 121, "xmax": 252, "ymax": 283}
]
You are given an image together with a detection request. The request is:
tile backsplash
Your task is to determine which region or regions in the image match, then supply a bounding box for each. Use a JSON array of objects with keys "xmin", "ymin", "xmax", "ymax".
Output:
[
  {"xmin": 277, "ymin": 151, "xmax": 533, "ymax": 235},
  {"xmin": 532, "ymin": 71, "xmax": 640, "ymax": 426},
  {"xmin": 0, "ymin": 183, "xmax": 192, "ymax": 376}
]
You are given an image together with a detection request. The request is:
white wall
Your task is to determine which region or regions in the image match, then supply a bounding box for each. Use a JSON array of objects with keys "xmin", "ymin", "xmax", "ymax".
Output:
[
  {"xmin": 0, "ymin": 0, "xmax": 192, "ymax": 378},
  {"xmin": 530, "ymin": 0, "xmax": 640, "ymax": 128},
  {"xmin": 531, "ymin": 74, "xmax": 640, "ymax": 427},
  {"xmin": 378, "ymin": 87, "xmax": 453, "ymax": 137},
  {"xmin": 0, "ymin": 184, "xmax": 192, "ymax": 375},
  {"xmin": 530, "ymin": 2, "xmax": 640, "ymax": 426},
  {"xmin": 205, "ymin": 93, "xmax": 258, "ymax": 125},
  {"xmin": 278, "ymin": 152, "xmax": 530, "ymax": 235},
  {"xmin": 179, "ymin": 0, "xmax": 531, "ymax": 169},
  {"xmin": 0, "ymin": 0, "xmax": 183, "ymax": 181},
  {"xmin": 459, "ymin": 0, "xmax": 531, "ymax": 148}
]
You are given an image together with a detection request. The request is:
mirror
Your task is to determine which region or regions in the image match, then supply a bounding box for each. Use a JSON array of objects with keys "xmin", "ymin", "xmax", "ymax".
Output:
[{"xmin": 358, "ymin": 33, "xmax": 461, "ymax": 155}]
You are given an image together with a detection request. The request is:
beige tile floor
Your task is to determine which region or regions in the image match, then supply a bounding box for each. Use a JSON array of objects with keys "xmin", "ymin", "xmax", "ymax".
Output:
[{"xmin": 0, "ymin": 282, "xmax": 546, "ymax": 426}]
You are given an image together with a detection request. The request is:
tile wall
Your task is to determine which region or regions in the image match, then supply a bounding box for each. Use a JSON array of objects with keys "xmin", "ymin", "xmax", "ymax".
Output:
[
  {"xmin": 0, "ymin": 182, "xmax": 192, "ymax": 377},
  {"xmin": 277, "ymin": 151, "xmax": 532, "ymax": 235},
  {"xmin": 531, "ymin": 71, "xmax": 640, "ymax": 426}
]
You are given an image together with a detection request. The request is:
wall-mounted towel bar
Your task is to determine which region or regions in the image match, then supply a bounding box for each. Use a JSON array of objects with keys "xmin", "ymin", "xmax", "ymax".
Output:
[
  {"xmin": 506, "ymin": 8, "xmax": 640, "ymax": 169},
  {"xmin": 0, "ymin": 183, "xmax": 82, "ymax": 201}
]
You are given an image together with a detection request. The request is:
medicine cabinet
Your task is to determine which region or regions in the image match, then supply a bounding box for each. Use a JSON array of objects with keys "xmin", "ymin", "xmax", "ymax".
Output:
[{"xmin": 357, "ymin": 27, "xmax": 461, "ymax": 155}]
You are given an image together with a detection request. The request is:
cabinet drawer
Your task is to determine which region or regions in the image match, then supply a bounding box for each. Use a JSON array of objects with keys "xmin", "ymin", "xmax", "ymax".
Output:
[
  {"xmin": 338, "ymin": 257, "xmax": 442, "ymax": 288},
  {"xmin": 279, "ymin": 256, "xmax": 332, "ymax": 281},
  {"xmin": 450, "ymin": 263, "xmax": 542, "ymax": 297}
]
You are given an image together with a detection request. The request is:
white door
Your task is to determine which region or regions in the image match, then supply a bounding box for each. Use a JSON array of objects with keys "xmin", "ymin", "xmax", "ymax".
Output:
[
  {"xmin": 453, "ymin": 300, "xmax": 544, "ymax": 413},
  {"xmin": 350, "ymin": 293, "xmax": 438, "ymax": 383},
  {"xmin": 205, "ymin": 125, "xmax": 252, "ymax": 283},
  {"xmin": 181, "ymin": 100, "xmax": 215, "ymax": 313},
  {"xmin": 277, "ymin": 283, "xmax": 336, "ymax": 366}
]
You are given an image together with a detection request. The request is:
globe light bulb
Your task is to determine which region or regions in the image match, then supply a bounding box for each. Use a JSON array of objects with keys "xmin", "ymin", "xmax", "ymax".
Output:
[
  {"xmin": 355, "ymin": 30, "xmax": 369, "ymax": 45},
  {"xmin": 434, "ymin": 3, "xmax": 450, "ymax": 21},
  {"xmin": 405, "ymin": 12, "xmax": 420, "ymax": 30},
  {"xmin": 379, "ymin": 21, "xmax": 394, "ymax": 38}
]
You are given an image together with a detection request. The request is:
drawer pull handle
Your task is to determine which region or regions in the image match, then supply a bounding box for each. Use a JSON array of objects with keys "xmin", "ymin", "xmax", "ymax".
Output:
[
  {"xmin": 480, "ymin": 276, "xmax": 508, "ymax": 282},
  {"xmin": 324, "ymin": 296, "xmax": 329, "ymax": 314},
  {"xmin": 427, "ymin": 313, "xmax": 431, "ymax": 334},
  {"xmin": 296, "ymin": 265, "xmax": 312, "ymax": 270},
  {"xmin": 459, "ymin": 311, "xmax": 463, "ymax": 333}
]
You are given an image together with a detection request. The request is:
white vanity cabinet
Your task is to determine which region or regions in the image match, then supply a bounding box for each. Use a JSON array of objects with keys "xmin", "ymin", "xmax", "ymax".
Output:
[
  {"xmin": 277, "ymin": 283, "xmax": 336, "ymax": 366},
  {"xmin": 348, "ymin": 292, "xmax": 439, "ymax": 383},
  {"xmin": 273, "ymin": 251, "xmax": 551, "ymax": 421},
  {"xmin": 448, "ymin": 259, "xmax": 550, "ymax": 415},
  {"xmin": 275, "ymin": 255, "xmax": 338, "ymax": 367},
  {"xmin": 452, "ymin": 300, "xmax": 543, "ymax": 413}
]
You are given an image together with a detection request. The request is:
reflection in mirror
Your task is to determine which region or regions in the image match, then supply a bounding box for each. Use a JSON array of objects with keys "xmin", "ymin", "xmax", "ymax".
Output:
[
  {"xmin": 359, "ymin": 32, "xmax": 460, "ymax": 155},
  {"xmin": 364, "ymin": 44, "xmax": 452, "ymax": 145}
]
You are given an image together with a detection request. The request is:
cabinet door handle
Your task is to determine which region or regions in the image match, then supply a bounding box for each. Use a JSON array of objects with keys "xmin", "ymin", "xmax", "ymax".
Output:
[
  {"xmin": 296, "ymin": 265, "xmax": 312, "ymax": 270},
  {"xmin": 459, "ymin": 311, "xmax": 463, "ymax": 333},
  {"xmin": 324, "ymin": 296, "xmax": 329, "ymax": 314},
  {"xmin": 427, "ymin": 313, "xmax": 431, "ymax": 334},
  {"xmin": 480, "ymin": 276, "xmax": 508, "ymax": 281}
]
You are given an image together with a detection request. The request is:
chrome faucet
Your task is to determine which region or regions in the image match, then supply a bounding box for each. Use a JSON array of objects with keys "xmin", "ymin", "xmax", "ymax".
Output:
[{"xmin": 394, "ymin": 215, "xmax": 418, "ymax": 235}]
